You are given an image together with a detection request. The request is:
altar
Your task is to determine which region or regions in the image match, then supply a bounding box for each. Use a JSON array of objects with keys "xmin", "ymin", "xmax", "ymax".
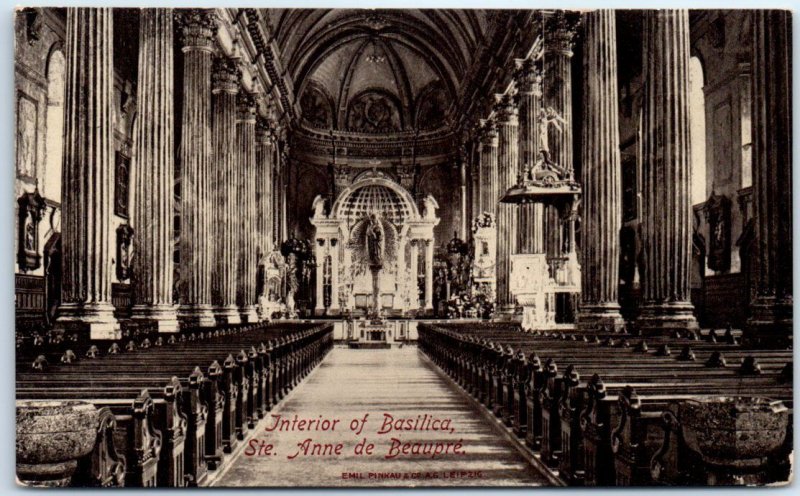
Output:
[{"xmin": 310, "ymin": 170, "xmax": 439, "ymax": 318}]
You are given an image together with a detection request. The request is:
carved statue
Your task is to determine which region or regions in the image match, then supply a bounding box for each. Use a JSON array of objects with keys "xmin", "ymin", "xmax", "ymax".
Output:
[
  {"xmin": 311, "ymin": 194, "xmax": 327, "ymax": 219},
  {"xmin": 366, "ymin": 212, "xmax": 385, "ymax": 266},
  {"xmin": 347, "ymin": 212, "xmax": 397, "ymax": 276},
  {"xmin": 538, "ymin": 106, "xmax": 566, "ymax": 159},
  {"xmin": 422, "ymin": 194, "xmax": 439, "ymax": 220}
]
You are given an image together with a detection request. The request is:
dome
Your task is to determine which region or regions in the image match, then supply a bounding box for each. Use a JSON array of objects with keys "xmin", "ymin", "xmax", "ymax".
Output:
[{"xmin": 338, "ymin": 184, "xmax": 413, "ymax": 226}]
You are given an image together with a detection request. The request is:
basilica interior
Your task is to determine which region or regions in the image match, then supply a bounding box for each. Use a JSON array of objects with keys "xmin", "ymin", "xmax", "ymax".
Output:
[{"xmin": 14, "ymin": 8, "xmax": 793, "ymax": 489}]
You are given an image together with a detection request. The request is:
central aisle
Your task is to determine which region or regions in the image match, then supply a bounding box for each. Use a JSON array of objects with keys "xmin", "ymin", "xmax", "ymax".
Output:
[{"xmin": 211, "ymin": 346, "xmax": 548, "ymax": 487}]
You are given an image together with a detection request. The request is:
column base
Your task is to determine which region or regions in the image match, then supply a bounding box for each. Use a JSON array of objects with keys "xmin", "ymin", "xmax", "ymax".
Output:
[
  {"xmin": 178, "ymin": 305, "xmax": 217, "ymax": 328},
  {"xmin": 744, "ymin": 296, "xmax": 793, "ymax": 349},
  {"xmin": 54, "ymin": 302, "xmax": 121, "ymax": 341},
  {"xmin": 214, "ymin": 306, "xmax": 241, "ymax": 325},
  {"xmin": 130, "ymin": 304, "xmax": 179, "ymax": 333},
  {"xmin": 240, "ymin": 305, "xmax": 259, "ymax": 323},
  {"xmin": 576, "ymin": 304, "xmax": 626, "ymax": 333},
  {"xmin": 636, "ymin": 301, "xmax": 698, "ymax": 336}
]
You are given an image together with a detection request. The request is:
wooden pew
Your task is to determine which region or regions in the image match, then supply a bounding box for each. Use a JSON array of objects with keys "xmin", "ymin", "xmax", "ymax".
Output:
[
  {"xmin": 417, "ymin": 322, "xmax": 793, "ymax": 487},
  {"xmin": 16, "ymin": 322, "xmax": 334, "ymax": 488}
]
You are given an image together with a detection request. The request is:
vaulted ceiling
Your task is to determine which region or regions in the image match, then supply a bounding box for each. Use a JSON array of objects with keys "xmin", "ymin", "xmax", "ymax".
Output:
[{"xmin": 263, "ymin": 9, "xmax": 502, "ymax": 133}]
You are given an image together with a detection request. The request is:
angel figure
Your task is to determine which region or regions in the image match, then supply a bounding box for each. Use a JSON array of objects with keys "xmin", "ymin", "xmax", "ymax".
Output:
[
  {"xmin": 537, "ymin": 106, "xmax": 567, "ymax": 159},
  {"xmin": 311, "ymin": 194, "xmax": 327, "ymax": 219}
]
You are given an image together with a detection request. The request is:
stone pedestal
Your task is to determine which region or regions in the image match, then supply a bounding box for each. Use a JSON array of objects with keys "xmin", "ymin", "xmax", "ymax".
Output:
[
  {"xmin": 130, "ymin": 8, "xmax": 179, "ymax": 333},
  {"xmin": 511, "ymin": 254, "xmax": 555, "ymax": 331},
  {"xmin": 17, "ymin": 401, "xmax": 99, "ymax": 486},
  {"xmin": 576, "ymin": 9, "xmax": 625, "ymax": 333},
  {"xmin": 637, "ymin": 10, "xmax": 698, "ymax": 335},
  {"xmin": 55, "ymin": 8, "xmax": 120, "ymax": 340}
]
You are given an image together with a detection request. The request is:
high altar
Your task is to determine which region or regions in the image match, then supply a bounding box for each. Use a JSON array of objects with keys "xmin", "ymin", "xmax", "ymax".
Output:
[{"xmin": 310, "ymin": 170, "xmax": 440, "ymax": 317}]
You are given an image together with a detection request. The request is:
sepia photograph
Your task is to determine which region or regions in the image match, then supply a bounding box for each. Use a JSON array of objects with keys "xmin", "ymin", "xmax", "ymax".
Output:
[{"xmin": 12, "ymin": 6, "xmax": 793, "ymax": 489}]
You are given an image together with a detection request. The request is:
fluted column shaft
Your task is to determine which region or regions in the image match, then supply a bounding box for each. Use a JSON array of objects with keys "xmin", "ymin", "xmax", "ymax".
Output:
[
  {"xmin": 424, "ymin": 240, "xmax": 434, "ymax": 310},
  {"xmin": 746, "ymin": 10, "xmax": 793, "ymax": 346},
  {"xmin": 130, "ymin": 9, "xmax": 178, "ymax": 333},
  {"xmin": 459, "ymin": 160, "xmax": 468, "ymax": 237},
  {"xmin": 515, "ymin": 58, "xmax": 545, "ymax": 254},
  {"xmin": 637, "ymin": 10, "xmax": 698, "ymax": 334},
  {"xmin": 56, "ymin": 8, "xmax": 120, "ymax": 339},
  {"xmin": 315, "ymin": 240, "xmax": 325, "ymax": 312},
  {"xmin": 495, "ymin": 95, "xmax": 519, "ymax": 313},
  {"xmin": 410, "ymin": 240, "xmax": 420, "ymax": 309},
  {"xmin": 544, "ymin": 13, "xmax": 577, "ymax": 258},
  {"xmin": 177, "ymin": 9, "xmax": 216, "ymax": 327},
  {"xmin": 478, "ymin": 121, "xmax": 499, "ymax": 216},
  {"xmin": 237, "ymin": 93, "xmax": 259, "ymax": 322},
  {"xmin": 211, "ymin": 56, "xmax": 241, "ymax": 324},
  {"xmin": 256, "ymin": 119, "xmax": 274, "ymax": 304},
  {"xmin": 470, "ymin": 161, "xmax": 480, "ymax": 225},
  {"xmin": 577, "ymin": 9, "xmax": 625, "ymax": 332}
]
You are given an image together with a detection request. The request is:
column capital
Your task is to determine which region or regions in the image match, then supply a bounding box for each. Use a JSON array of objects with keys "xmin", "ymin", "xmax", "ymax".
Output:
[
  {"xmin": 255, "ymin": 117, "xmax": 276, "ymax": 144},
  {"xmin": 177, "ymin": 9, "xmax": 218, "ymax": 53},
  {"xmin": 211, "ymin": 56, "xmax": 240, "ymax": 94},
  {"xmin": 514, "ymin": 58, "xmax": 543, "ymax": 97},
  {"xmin": 237, "ymin": 92, "xmax": 257, "ymax": 123},
  {"xmin": 544, "ymin": 10, "xmax": 581, "ymax": 56},
  {"xmin": 493, "ymin": 93, "xmax": 518, "ymax": 125},
  {"xmin": 479, "ymin": 118, "xmax": 499, "ymax": 146}
]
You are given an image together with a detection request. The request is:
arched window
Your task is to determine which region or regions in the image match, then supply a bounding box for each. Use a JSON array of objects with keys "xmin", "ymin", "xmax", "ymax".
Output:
[
  {"xmin": 689, "ymin": 56, "xmax": 707, "ymax": 206},
  {"xmin": 43, "ymin": 47, "xmax": 65, "ymax": 204}
]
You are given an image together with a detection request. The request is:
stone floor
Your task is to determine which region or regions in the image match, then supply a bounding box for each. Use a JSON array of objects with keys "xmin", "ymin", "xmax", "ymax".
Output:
[{"xmin": 210, "ymin": 345, "xmax": 548, "ymax": 487}]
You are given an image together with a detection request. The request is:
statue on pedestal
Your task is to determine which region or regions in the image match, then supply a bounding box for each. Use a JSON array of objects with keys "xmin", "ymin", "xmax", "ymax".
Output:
[{"xmin": 366, "ymin": 212, "xmax": 385, "ymax": 268}]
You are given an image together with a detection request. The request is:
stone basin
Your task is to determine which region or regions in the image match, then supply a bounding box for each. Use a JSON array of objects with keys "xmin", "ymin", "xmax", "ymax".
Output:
[
  {"xmin": 16, "ymin": 400, "xmax": 99, "ymax": 486},
  {"xmin": 680, "ymin": 396, "xmax": 788, "ymax": 469}
]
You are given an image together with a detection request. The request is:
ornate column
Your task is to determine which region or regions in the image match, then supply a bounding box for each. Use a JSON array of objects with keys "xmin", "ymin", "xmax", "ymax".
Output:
[
  {"xmin": 637, "ymin": 10, "xmax": 698, "ymax": 335},
  {"xmin": 459, "ymin": 157, "xmax": 468, "ymax": 238},
  {"xmin": 55, "ymin": 8, "xmax": 120, "ymax": 339},
  {"xmin": 280, "ymin": 148, "xmax": 290, "ymax": 242},
  {"xmin": 470, "ymin": 156, "xmax": 480, "ymax": 225},
  {"xmin": 255, "ymin": 117, "xmax": 273, "ymax": 303},
  {"xmin": 514, "ymin": 57, "xmax": 545, "ymax": 255},
  {"xmin": 330, "ymin": 239, "xmax": 340, "ymax": 311},
  {"xmin": 494, "ymin": 94, "xmax": 519, "ymax": 315},
  {"xmin": 176, "ymin": 9, "xmax": 216, "ymax": 327},
  {"xmin": 272, "ymin": 155, "xmax": 281, "ymax": 245},
  {"xmin": 424, "ymin": 239, "xmax": 434, "ymax": 310},
  {"xmin": 314, "ymin": 239, "xmax": 325, "ymax": 313},
  {"xmin": 543, "ymin": 11, "xmax": 578, "ymax": 259},
  {"xmin": 576, "ymin": 9, "xmax": 625, "ymax": 332},
  {"xmin": 746, "ymin": 10, "xmax": 792, "ymax": 347},
  {"xmin": 130, "ymin": 9, "xmax": 179, "ymax": 333},
  {"xmin": 237, "ymin": 92, "xmax": 259, "ymax": 322},
  {"xmin": 259, "ymin": 120, "xmax": 275, "ymax": 256},
  {"xmin": 409, "ymin": 240, "xmax": 420, "ymax": 310},
  {"xmin": 210, "ymin": 56, "xmax": 241, "ymax": 324},
  {"xmin": 478, "ymin": 120, "xmax": 499, "ymax": 216}
]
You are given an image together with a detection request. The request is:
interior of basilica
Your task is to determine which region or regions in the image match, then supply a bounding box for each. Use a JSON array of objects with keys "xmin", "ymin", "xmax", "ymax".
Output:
[{"xmin": 14, "ymin": 8, "xmax": 793, "ymax": 489}]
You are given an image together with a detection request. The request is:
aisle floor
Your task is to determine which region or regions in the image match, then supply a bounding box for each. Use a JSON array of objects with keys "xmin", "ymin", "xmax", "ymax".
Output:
[{"xmin": 211, "ymin": 345, "xmax": 548, "ymax": 487}]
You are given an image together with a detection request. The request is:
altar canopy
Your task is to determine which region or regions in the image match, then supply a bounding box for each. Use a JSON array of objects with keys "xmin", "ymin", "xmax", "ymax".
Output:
[{"xmin": 311, "ymin": 171, "xmax": 439, "ymax": 316}]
